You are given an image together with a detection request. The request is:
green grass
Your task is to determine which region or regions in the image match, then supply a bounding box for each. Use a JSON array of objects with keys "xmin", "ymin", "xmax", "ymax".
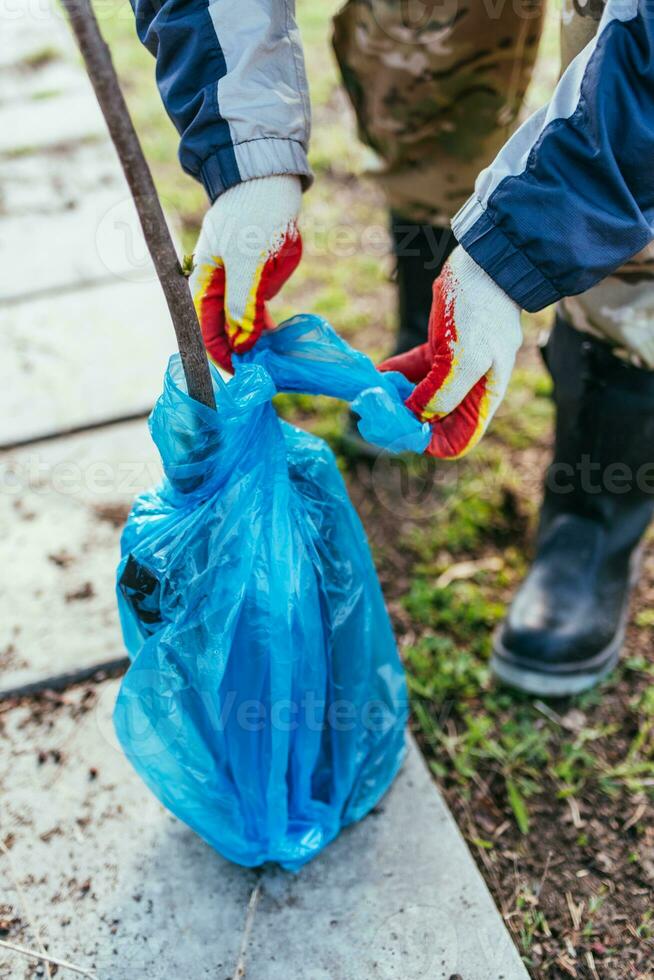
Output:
[
  {"xmin": 406, "ymin": 541, "xmax": 654, "ymax": 829},
  {"xmin": 394, "ymin": 349, "xmax": 654, "ymax": 830},
  {"xmin": 30, "ymin": 88, "xmax": 63, "ymax": 101}
]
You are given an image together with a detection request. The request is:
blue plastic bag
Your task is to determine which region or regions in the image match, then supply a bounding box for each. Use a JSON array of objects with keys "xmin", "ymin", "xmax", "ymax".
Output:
[{"xmin": 114, "ymin": 315, "xmax": 418, "ymax": 870}]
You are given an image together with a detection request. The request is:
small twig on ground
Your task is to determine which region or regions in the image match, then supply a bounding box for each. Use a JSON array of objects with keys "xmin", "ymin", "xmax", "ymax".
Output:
[
  {"xmin": 623, "ymin": 799, "xmax": 647, "ymax": 832},
  {"xmin": 585, "ymin": 950, "xmax": 600, "ymax": 980},
  {"xmin": 231, "ymin": 874, "xmax": 263, "ymax": 979},
  {"xmin": 567, "ymin": 797, "xmax": 585, "ymax": 830},
  {"xmin": 435, "ymin": 555, "xmax": 503, "ymax": 589},
  {"xmin": 0, "ymin": 939, "xmax": 96, "ymax": 978},
  {"xmin": 492, "ymin": 819, "xmax": 511, "ymax": 839},
  {"xmin": 532, "ymin": 700, "xmax": 563, "ymax": 727},
  {"xmin": 565, "ymin": 890, "xmax": 583, "ymax": 931},
  {"xmin": 536, "ymin": 849, "xmax": 554, "ymax": 898}
]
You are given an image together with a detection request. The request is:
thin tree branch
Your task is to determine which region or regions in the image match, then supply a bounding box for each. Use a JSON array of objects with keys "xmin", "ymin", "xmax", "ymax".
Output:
[{"xmin": 60, "ymin": 0, "xmax": 216, "ymax": 410}]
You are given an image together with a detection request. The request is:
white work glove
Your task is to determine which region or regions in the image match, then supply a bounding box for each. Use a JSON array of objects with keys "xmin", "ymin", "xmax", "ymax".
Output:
[
  {"xmin": 190, "ymin": 175, "xmax": 302, "ymax": 372},
  {"xmin": 380, "ymin": 246, "xmax": 522, "ymax": 458}
]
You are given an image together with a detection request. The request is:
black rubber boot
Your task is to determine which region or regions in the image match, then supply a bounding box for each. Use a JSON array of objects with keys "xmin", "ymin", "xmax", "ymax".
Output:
[
  {"xmin": 390, "ymin": 211, "xmax": 457, "ymax": 355},
  {"xmin": 492, "ymin": 316, "xmax": 654, "ymax": 696},
  {"xmin": 342, "ymin": 215, "xmax": 456, "ymax": 457}
]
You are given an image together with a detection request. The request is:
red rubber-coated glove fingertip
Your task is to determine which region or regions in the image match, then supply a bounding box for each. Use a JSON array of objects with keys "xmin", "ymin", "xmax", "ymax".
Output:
[
  {"xmin": 378, "ymin": 342, "xmax": 432, "ymax": 383},
  {"xmin": 424, "ymin": 375, "xmax": 489, "ymax": 459}
]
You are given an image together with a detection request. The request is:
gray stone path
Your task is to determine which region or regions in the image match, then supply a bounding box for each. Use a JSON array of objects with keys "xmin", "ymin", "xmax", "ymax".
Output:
[
  {"xmin": 0, "ymin": 680, "xmax": 256, "ymax": 980},
  {"xmin": 0, "ymin": 420, "xmax": 159, "ymax": 692},
  {"xmin": 0, "ymin": 0, "xmax": 173, "ymax": 444},
  {"xmin": 1, "ymin": 280, "xmax": 173, "ymax": 443},
  {"xmin": 2, "ymin": 189, "xmax": 163, "ymax": 299},
  {"xmin": 0, "ymin": 1, "xmax": 529, "ymax": 977}
]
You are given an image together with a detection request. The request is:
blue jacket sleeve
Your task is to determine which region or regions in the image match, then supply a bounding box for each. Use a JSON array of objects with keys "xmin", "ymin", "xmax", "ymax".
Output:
[
  {"xmin": 131, "ymin": 0, "xmax": 312, "ymax": 201},
  {"xmin": 452, "ymin": 0, "xmax": 654, "ymax": 311}
]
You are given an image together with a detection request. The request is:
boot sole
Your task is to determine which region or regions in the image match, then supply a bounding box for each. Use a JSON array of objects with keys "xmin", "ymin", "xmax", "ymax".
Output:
[
  {"xmin": 490, "ymin": 632, "xmax": 622, "ymax": 697},
  {"xmin": 490, "ymin": 548, "xmax": 642, "ymax": 698}
]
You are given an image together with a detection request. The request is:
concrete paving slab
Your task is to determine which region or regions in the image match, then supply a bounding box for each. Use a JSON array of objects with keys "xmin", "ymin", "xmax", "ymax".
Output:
[
  {"xmin": 0, "ymin": 140, "xmax": 123, "ymax": 216},
  {"xmin": 0, "ymin": 679, "xmax": 527, "ymax": 979},
  {"xmin": 0, "ymin": 0, "xmax": 121, "ymax": 220},
  {"xmin": 0, "ymin": 59, "xmax": 84, "ymax": 106},
  {"xmin": 0, "ymin": 419, "xmax": 160, "ymax": 693},
  {"xmin": 1, "ymin": 0, "xmax": 113, "ymax": 158},
  {"xmin": 0, "ymin": 92, "xmax": 106, "ymax": 156},
  {"xmin": 0, "ymin": 678, "xmax": 259, "ymax": 979},
  {"xmin": 0, "ymin": 278, "xmax": 177, "ymax": 444},
  {"xmin": 248, "ymin": 738, "xmax": 528, "ymax": 980},
  {"xmin": 0, "ymin": 189, "xmax": 164, "ymax": 301},
  {"xmin": 0, "ymin": 13, "xmax": 69, "ymax": 71}
]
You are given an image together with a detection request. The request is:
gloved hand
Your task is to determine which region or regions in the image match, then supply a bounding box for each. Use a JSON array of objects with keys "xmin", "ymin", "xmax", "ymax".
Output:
[
  {"xmin": 380, "ymin": 246, "xmax": 522, "ymax": 459},
  {"xmin": 190, "ymin": 175, "xmax": 302, "ymax": 372}
]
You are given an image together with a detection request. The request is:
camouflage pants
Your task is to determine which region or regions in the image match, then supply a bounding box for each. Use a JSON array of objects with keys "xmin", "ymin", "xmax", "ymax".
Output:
[{"xmin": 333, "ymin": 0, "xmax": 654, "ymax": 367}]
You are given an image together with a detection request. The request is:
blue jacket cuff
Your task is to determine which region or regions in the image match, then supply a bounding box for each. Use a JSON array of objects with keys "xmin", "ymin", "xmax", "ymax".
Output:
[
  {"xmin": 197, "ymin": 138, "xmax": 313, "ymax": 203},
  {"xmin": 452, "ymin": 198, "xmax": 563, "ymax": 312}
]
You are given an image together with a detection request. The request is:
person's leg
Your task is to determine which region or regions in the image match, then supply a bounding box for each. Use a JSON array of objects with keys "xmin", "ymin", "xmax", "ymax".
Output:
[
  {"xmin": 493, "ymin": 0, "xmax": 654, "ymax": 695},
  {"xmin": 332, "ymin": 0, "xmax": 546, "ymax": 349},
  {"xmin": 333, "ymin": 0, "xmax": 546, "ymax": 227},
  {"xmin": 561, "ymin": 254, "xmax": 654, "ymax": 369},
  {"xmin": 389, "ymin": 216, "xmax": 456, "ymax": 353},
  {"xmin": 493, "ymin": 320, "xmax": 654, "ymax": 694}
]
